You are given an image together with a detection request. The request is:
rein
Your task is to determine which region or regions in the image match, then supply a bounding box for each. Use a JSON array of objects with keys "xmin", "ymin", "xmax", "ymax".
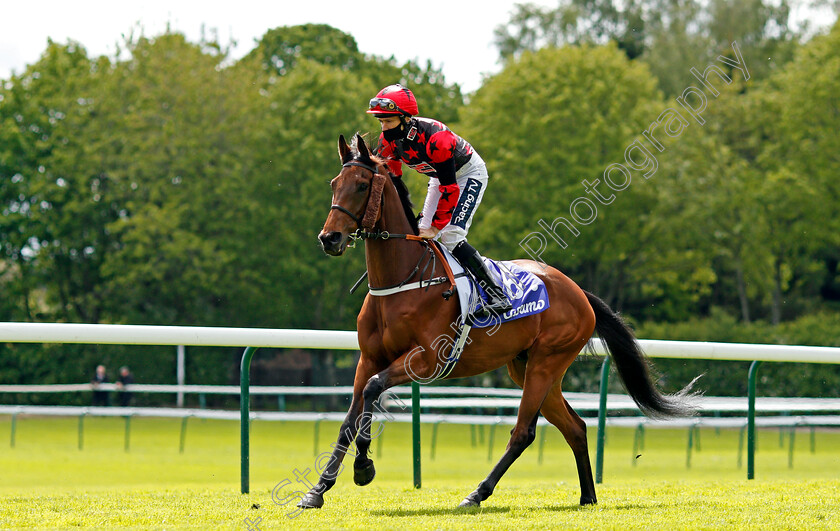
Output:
[
  {"xmin": 334, "ymin": 158, "xmax": 457, "ymax": 298},
  {"xmin": 348, "ymin": 231, "xmax": 458, "ymax": 299}
]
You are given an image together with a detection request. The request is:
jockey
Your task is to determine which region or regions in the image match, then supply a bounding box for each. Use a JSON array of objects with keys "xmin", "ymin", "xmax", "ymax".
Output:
[{"xmin": 367, "ymin": 84, "xmax": 513, "ymax": 318}]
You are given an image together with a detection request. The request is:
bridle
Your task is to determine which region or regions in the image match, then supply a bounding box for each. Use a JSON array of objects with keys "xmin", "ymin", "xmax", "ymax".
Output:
[
  {"xmin": 330, "ymin": 160, "xmax": 385, "ymax": 231},
  {"xmin": 329, "ymin": 158, "xmax": 458, "ymax": 298}
]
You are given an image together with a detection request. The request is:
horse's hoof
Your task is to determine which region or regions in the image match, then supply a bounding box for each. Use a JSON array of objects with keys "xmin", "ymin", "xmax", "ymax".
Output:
[
  {"xmin": 458, "ymin": 496, "xmax": 480, "ymax": 508},
  {"xmin": 297, "ymin": 491, "xmax": 324, "ymax": 509},
  {"xmin": 354, "ymin": 460, "xmax": 376, "ymax": 486},
  {"xmin": 580, "ymin": 495, "xmax": 597, "ymax": 506}
]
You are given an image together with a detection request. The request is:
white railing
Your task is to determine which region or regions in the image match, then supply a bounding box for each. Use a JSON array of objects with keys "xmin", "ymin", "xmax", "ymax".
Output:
[
  {"xmin": 2, "ymin": 321, "xmax": 838, "ymax": 363},
  {"xmin": 1, "ymin": 322, "xmax": 839, "ymax": 490},
  {"xmin": 0, "ymin": 322, "xmax": 356, "ymax": 348}
]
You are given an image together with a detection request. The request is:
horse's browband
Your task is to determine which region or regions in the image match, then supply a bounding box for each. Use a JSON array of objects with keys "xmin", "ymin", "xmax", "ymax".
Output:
[{"xmin": 342, "ymin": 160, "xmax": 379, "ymax": 174}]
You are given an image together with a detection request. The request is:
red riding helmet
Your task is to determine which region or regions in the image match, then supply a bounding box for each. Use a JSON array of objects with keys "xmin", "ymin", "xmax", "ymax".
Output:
[{"xmin": 366, "ymin": 84, "xmax": 418, "ymax": 117}]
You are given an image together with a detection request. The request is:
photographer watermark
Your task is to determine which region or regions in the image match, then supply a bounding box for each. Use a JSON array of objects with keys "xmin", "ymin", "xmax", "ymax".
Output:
[
  {"xmin": 268, "ymin": 391, "xmax": 407, "ymax": 520},
  {"xmin": 520, "ymin": 41, "xmax": 749, "ymax": 265}
]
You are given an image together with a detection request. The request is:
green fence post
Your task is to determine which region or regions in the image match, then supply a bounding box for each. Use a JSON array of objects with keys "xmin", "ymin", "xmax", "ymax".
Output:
[
  {"xmin": 124, "ymin": 416, "xmax": 131, "ymax": 453},
  {"xmin": 10, "ymin": 413, "xmax": 16, "ymax": 448},
  {"xmin": 595, "ymin": 356, "xmax": 611, "ymax": 484},
  {"xmin": 78, "ymin": 413, "xmax": 85, "ymax": 451},
  {"xmin": 313, "ymin": 417, "xmax": 323, "ymax": 457},
  {"xmin": 487, "ymin": 421, "xmax": 497, "ymax": 462},
  {"xmin": 240, "ymin": 346, "xmax": 258, "ymax": 494},
  {"xmin": 788, "ymin": 426, "xmax": 796, "ymax": 469},
  {"xmin": 695, "ymin": 424, "xmax": 701, "ymax": 452},
  {"xmin": 411, "ymin": 381, "xmax": 421, "ymax": 489},
  {"xmin": 686, "ymin": 424, "xmax": 695, "ymax": 468},
  {"xmin": 632, "ymin": 423, "xmax": 644, "ymax": 467},
  {"xmin": 537, "ymin": 424, "xmax": 547, "ymax": 464},
  {"xmin": 747, "ymin": 360, "xmax": 762, "ymax": 480},
  {"xmin": 779, "ymin": 412, "xmax": 790, "ymax": 447},
  {"xmin": 430, "ymin": 421, "xmax": 442, "ymax": 460},
  {"xmin": 179, "ymin": 416, "xmax": 191, "ymax": 454}
]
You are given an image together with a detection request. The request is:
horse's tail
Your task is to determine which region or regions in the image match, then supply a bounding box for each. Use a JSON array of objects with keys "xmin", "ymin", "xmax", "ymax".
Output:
[{"xmin": 584, "ymin": 290, "xmax": 700, "ymax": 418}]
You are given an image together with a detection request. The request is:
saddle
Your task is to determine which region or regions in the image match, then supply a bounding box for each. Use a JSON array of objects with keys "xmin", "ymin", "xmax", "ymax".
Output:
[{"xmin": 354, "ymin": 239, "xmax": 550, "ymax": 380}]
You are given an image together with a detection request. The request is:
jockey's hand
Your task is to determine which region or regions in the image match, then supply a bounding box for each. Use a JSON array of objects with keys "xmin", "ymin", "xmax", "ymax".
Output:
[{"xmin": 419, "ymin": 227, "xmax": 439, "ymax": 239}]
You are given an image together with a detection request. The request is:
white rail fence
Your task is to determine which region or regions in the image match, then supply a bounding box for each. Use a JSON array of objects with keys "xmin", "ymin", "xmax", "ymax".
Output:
[{"xmin": 1, "ymin": 322, "xmax": 839, "ymax": 488}]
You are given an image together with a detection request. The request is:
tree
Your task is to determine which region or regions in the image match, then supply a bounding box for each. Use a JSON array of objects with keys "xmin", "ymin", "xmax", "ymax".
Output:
[
  {"xmin": 495, "ymin": 0, "xmax": 805, "ymax": 97},
  {"xmin": 0, "ymin": 40, "xmax": 116, "ymax": 323},
  {"xmin": 242, "ymin": 23, "xmax": 363, "ymax": 75},
  {"xmin": 89, "ymin": 32, "xmax": 261, "ymax": 327},
  {"xmin": 459, "ymin": 43, "xmax": 671, "ymax": 310},
  {"xmin": 753, "ymin": 19, "xmax": 840, "ymax": 322},
  {"xmin": 243, "ymin": 24, "xmax": 464, "ymax": 125},
  {"xmin": 494, "ymin": 0, "xmax": 649, "ymax": 61}
]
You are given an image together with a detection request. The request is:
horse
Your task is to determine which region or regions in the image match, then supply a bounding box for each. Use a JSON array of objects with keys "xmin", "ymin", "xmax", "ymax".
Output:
[{"xmin": 304, "ymin": 133, "xmax": 697, "ymax": 510}]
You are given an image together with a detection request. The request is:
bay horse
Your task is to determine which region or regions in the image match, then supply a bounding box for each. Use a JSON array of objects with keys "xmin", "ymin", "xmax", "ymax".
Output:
[{"xmin": 305, "ymin": 133, "xmax": 696, "ymax": 510}]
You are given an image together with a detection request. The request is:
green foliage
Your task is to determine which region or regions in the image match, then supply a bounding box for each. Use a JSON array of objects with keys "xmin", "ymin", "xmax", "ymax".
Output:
[
  {"xmin": 637, "ymin": 309, "xmax": 840, "ymax": 396},
  {"xmin": 460, "ymin": 43, "xmax": 668, "ymax": 306},
  {"xmin": 495, "ymin": 0, "xmax": 804, "ymax": 96},
  {"xmin": 0, "ymin": 24, "xmax": 464, "ymax": 387},
  {"xmin": 243, "ymin": 23, "xmax": 363, "ymax": 74},
  {"xmin": 1, "ymin": 18, "xmax": 839, "ymax": 396}
]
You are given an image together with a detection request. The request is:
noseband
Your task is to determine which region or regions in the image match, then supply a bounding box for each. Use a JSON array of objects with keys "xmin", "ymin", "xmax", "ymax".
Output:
[
  {"xmin": 329, "ymin": 159, "xmax": 458, "ymax": 298},
  {"xmin": 331, "ymin": 160, "xmax": 386, "ymax": 230}
]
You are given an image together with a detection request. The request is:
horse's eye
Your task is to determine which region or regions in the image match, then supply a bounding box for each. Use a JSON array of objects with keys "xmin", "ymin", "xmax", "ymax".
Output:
[{"xmin": 357, "ymin": 182, "xmax": 369, "ymax": 193}]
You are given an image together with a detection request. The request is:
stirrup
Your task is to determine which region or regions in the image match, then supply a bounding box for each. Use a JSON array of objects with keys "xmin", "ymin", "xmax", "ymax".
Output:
[
  {"xmin": 471, "ymin": 289, "xmax": 512, "ymax": 319},
  {"xmin": 484, "ymin": 298, "xmax": 513, "ymax": 315}
]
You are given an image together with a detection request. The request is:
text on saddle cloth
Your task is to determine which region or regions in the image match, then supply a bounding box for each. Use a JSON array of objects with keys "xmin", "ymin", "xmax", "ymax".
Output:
[{"xmin": 443, "ymin": 247, "xmax": 551, "ymax": 329}]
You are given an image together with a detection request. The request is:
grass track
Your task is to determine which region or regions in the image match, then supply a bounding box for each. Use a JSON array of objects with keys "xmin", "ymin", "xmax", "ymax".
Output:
[{"xmin": 1, "ymin": 416, "xmax": 838, "ymax": 529}]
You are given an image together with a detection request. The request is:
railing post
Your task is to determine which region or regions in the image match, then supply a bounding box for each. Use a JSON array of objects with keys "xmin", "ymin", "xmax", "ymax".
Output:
[
  {"xmin": 411, "ymin": 381, "xmax": 421, "ymax": 489},
  {"xmin": 10, "ymin": 413, "xmax": 17, "ymax": 448},
  {"xmin": 747, "ymin": 360, "xmax": 762, "ymax": 480},
  {"xmin": 240, "ymin": 346, "xmax": 258, "ymax": 494},
  {"xmin": 124, "ymin": 415, "xmax": 131, "ymax": 452},
  {"xmin": 595, "ymin": 356, "xmax": 611, "ymax": 484},
  {"xmin": 313, "ymin": 417, "xmax": 324, "ymax": 456},
  {"xmin": 487, "ymin": 420, "xmax": 498, "ymax": 462},
  {"xmin": 538, "ymin": 424, "xmax": 547, "ymax": 464},
  {"xmin": 176, "ymin": 345, "xmax": 186, "ymax": 408},
  {"xmin": 179, "ymin": 416, "xmax": 189, "ymax": 454},
  {"xmin": 78, "ymin": 413, "xmax": 86, "ymax": 451}
]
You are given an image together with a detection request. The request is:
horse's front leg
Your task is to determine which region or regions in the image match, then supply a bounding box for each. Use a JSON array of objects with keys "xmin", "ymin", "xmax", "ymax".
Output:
[
  {"xmin": 351, "ymin": 373, "xmax": 385, "ymax": 486},
  {"xmin": 298, "ymin": 358, "xmax": 380, "ymax": 509},
  {"xmin": 353, "ymin": 348, "xmax": 436, "ymax": 485},
  {"xmin": 296, "ymin": 396, "xmax": 362, "ymax": 509}
]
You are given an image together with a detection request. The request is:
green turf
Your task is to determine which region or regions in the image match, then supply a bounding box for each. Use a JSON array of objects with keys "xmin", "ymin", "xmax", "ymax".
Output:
[{"xmin": 0, "ymin": 416, "xmax": 838, "ymax": 529}]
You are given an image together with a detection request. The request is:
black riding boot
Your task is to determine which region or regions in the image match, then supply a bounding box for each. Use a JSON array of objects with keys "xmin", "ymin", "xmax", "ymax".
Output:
[{"xmin": 452, "ymin": 241, "xmax": 513, "ymax": 318}]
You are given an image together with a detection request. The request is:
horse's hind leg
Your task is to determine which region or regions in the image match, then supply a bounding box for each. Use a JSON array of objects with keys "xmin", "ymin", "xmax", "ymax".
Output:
[
  {"xmin": 540, "ymin": 386, "xmax": 597, "ymax": 505},
  {"xmin": 458, "ymin": 354, "xmax": 556, "ymax": 508}
]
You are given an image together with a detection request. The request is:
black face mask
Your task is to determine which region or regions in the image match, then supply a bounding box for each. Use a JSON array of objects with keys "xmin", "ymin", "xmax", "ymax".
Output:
[{"xmin": 382, "ymin": 119, "xmax": 407, "ymax": 142}]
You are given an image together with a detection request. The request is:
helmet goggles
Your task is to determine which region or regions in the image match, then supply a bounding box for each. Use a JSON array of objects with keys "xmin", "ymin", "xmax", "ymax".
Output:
[{"xmin": 368, "ymin": 97, "xmax": 402, "ymax": 114}]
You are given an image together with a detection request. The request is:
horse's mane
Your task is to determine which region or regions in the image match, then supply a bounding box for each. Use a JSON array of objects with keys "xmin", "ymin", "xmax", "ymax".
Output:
[
  {"xmin": 372, "ymin": 155, "xmax": 419, "ymax": 236},
  {"xmin": 351, "ymin": 135, "xmax": 418, "ymax": 235}
]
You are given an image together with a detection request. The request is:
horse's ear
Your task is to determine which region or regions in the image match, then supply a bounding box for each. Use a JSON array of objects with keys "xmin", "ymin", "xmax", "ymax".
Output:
[
  {"xmin": 338, "ymin": 135, "xmax": 353, "ymax": 164},
  {"xmin": 356, "ymin": 133, "xmax": 371, "ymax": 162}
]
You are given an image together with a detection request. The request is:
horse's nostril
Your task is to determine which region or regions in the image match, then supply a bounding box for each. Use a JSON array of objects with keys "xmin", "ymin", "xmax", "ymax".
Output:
[{"xmin": 319, "ymin": 232, "xmax": 342, "ymax": 248}]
